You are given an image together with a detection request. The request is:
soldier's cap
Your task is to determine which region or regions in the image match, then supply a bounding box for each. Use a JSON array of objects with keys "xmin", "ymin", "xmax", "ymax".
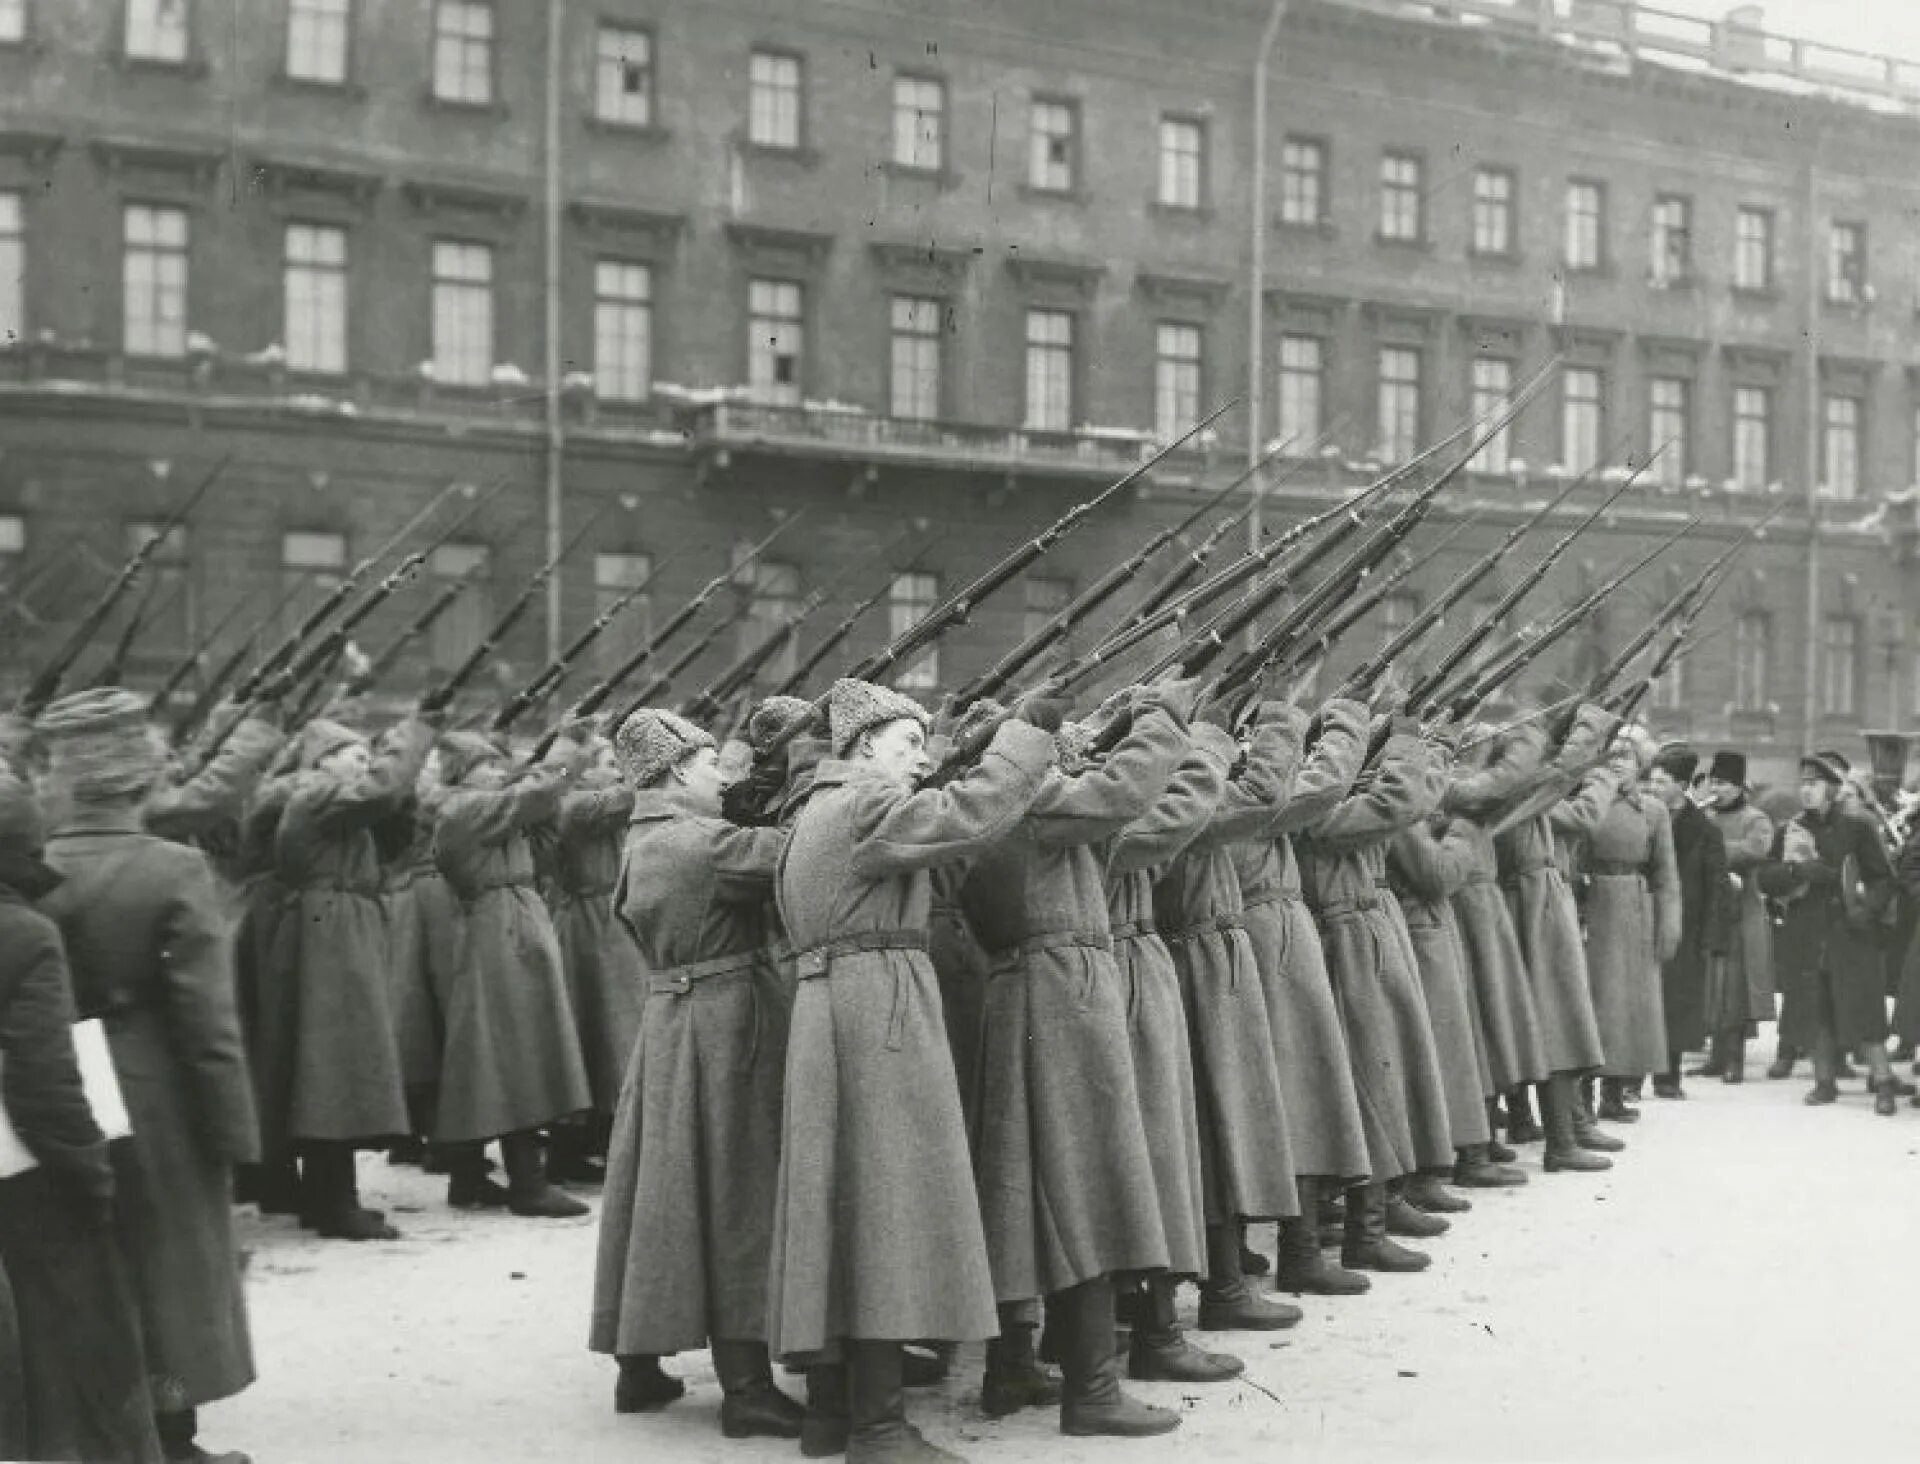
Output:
[
  {"xmin": 1708, "ymin": 750, "xmax": 1747, "ymax": 786},
  {"xmin": 1800, "ymin": 752, "xmax": 1847, "ymax": 787},
  {"xmin": 1813, "ymin": 748, "xmax": 1852, "ymax": 775},
  {"xmin": 0, "ymin": 770, "xmax": 44, "ymax": 859},
  {"xmin": 827, "ymin": 678, "xmax": 928, "ymax": 758},
  {"xmin": 34, "ymin": 687, "xmax": 163, "ymax": 801},
  {"xmin": 1653, "ymin": 742, "xmax": 1699, "ymax": 784},
  {"xmin": 746, "ymin": 695, "xmax": 814, "ymax": 756},
  {"xmin": 436, "ymin": 729, "xmax": 506, "ymax": 786},
  {"xmin": 298, "ymin": 717, "xmax": 367, "ymax": 770},
  {"xmin": 614, "ymin": 708, "xmax": 713, "ymax": 787}
]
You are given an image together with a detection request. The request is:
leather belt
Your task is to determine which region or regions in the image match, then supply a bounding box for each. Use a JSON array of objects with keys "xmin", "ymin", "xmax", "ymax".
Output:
[
  {"xmin": 1586, "ymin": 861, "xmax": 1645, "ymax": 878},
  {"xmin": 987, "ymin": 929, "xmax": 1112, "ymax": 963},
  {"xmin": 1108, "ymin": 919, "xmax": 1159, "ymax": 943},
  {"xmin": 793, "ymin": 931, "xmax": 927, "ymax": 980},
  {"xmin": 1163, "ymin": 912, "xmax": 1245, "ymax": 943},
  {"xmin": 1311, "ymin": 893, "xmax": 1380, "ymax": 920},
  {"xmin": 649, "ymin": 948, "xmax": 764, "ymax": 996}
]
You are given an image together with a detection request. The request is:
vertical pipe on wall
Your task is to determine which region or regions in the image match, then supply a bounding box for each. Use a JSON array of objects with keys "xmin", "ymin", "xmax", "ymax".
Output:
[
  {"xmin": 543, "ymin": 0, "xmax": 566, "ymax": 662},
  {"xmin": 1800, "ymin": 144, "xmax": 1821, "ymax": 756},
  {"xmin": 1245, "ymin": 0, "xmax": 1291, "ymax": 647}
]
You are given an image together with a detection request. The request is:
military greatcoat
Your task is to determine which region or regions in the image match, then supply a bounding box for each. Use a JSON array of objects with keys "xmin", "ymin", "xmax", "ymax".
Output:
[
  {"xmin": 1580, "ymin": 790, "xmax": 1682, "ymax": 1077},
  {"xmin": 552, "ymin": 781, "xmax": 644, "ymax": 1114},
  {"xmin": 766, "ymin": 723, "xmax": 1055, "ymax": 1360}
]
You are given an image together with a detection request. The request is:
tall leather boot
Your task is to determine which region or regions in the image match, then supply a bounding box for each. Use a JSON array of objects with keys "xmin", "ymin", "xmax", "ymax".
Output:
[
  {"xmin": 1053, "ymin": 1276, "xmax": 1180, "ymax": 1438},
  {"xmin": 1453, "ymin": 1143, "xmax": 1526, "ymax": 1189},
  {"xmin": 1403, "ymin": 1170, "xmax": 1471, "ymax": 1214},
  {"xmin": 1722, "ymin": 1030, "xmax": 1747, "ymax": 1085},
  {"xmin": 1601, "ymin": 1075, "xmax": 1645, "ymax": 1118},
  {"xmin": 1384, "ymin": 1180, "xmax": 1450, "ymax": 1238},
  {"xmin": 1198, "ymin": 1222, "xmax": 1301, "ymax": 1330},
  {"xmin": 713, "ymin": 1339, "xmax": 805, "ymax": 1440},
  {"xmin": 156, "ymin": 1407, "xmax": 247, "ymax": 1464},
  {"xmin": 614, "ymin": 1353, "xmax": 684, "ymax": 1413},
  {"xmin": 1572, "ymin": 1084, "xmax": 1626, "ymax": 1152},
  {"xmin": 1129, "ymin": 1273, "xmax": 1245, "ymax": 1381},
  {"xmin": 1651, "ymin": 1060, "xmax": 1685, "ymax": 1101},
  {"xmin": 981, "ymin": 1303, "xmax": 1061, "ymax": 1418},
  {"xmin": 446, "ymin": 1141, "xmax": 508, "ymax": 1210},
  {"xmin": 501, "ymin": 1130, "xmax": 588, "ymax": 1217},
  {"xmin": 1542, "ymin": 1072, "xmax": 1611, "ymax": 1173},
  {"xmin": 1505, "ymin": 1085, "xmax": 1543, "ymax": 1144},
  {"xmin": 1484, "ymin": 1099, "xmax": 1519, "ymax": 1163},
  {"xmin": 546, "ymin": 1120, "xmax": 606, "ymax": 1186},
  {"xmin": 1238, "ymin": 1220, "xmax": 1271, "ymax": 1278},
  {"xmin": 1342, "ymin": 1182, "xmax": 1429, "ymax": 1272},
  {"xmin": 1767, "ymin": 1042, "xmax": 1798, "ymax": 1080},
  {"xmin": 847, "ymin": 1340, "xmax": 958, "ymax": 1463},
  {"xmin": 302, "ymin": 1142, "xmax": 398, "ymax": 1240},
  {"xmin": 1274, "ymin": 1177, "xmax": 1369, "ymax": 1295},
  {"xmin": 1687, "ymin": 1038, "xmax": 1726, "ymax": 1079},
  {"xmin": 801, "ymin": 1361, "xmax": 850, "ymax": 1458}
]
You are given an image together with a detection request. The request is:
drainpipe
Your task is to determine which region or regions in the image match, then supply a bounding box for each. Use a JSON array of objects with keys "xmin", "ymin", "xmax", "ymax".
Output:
[
  {"xmin": 542, "ymin": 0, "xmax": 566, "ymax": 661},
  {"xmin": 1246, "ymin": 0, "xmax": 1292, "ymax": 563},
  {"xmin": 1800, "ymin": 144, "xmax": 1820, "ymax": 756}
]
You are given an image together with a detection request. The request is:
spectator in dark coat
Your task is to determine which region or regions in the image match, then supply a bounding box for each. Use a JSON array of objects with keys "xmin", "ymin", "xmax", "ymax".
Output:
[
  {"xmin": 1645, "ymin": 746, "xmax": 1730, "ymax": 1097},
  {"xmin": 0, "ymin": 770, "xmax": 160, "ymax": 1463}
]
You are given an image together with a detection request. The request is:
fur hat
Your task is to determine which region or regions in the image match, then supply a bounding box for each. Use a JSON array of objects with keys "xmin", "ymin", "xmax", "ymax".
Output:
[
  {"xmin": 34, "ymin": 688, "xmax": 163, "ymax": 801},
  {"xmin": 1800, "ymin": 752, "xmax": 1847, "ymax": 788},
  {"xmin": 1708, "ymin": 750, "xmax": 1747, "ymax": 786},
  {"xmin": 826, "ymin": 679, "xmax": 928, "ymax": 758},
  {"xmin": 1055, "ymin": 719, "xmax": 1095, "ymax": 769},
  {"xmin": 297, "ymin": 717, "xmax": 366, "ymax": 770},
  {"xmin": 614, "ymin": 709, "xmax": 713, "ymax": 787},
  {"xmin": 1653, "ymin": 742, "xmax": 1699, "ymax": 784},
  {"xmin": 746, "ymin": 695, "xmax": 814, "ymax": 756},
  {"xmin": 437, "ymin": 730, "xmax": 506, "ymax": 787}
]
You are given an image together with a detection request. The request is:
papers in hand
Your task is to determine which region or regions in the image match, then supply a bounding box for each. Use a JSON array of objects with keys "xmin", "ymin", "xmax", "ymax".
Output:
[{"xmin": 0, "ymin": 1019, "xmax": 131, "ymax": 1179}]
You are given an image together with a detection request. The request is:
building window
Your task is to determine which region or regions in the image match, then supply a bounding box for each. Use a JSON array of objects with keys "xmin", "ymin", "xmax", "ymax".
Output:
[
  {"xmin": 1154, "ymin": 323, "xmax": 1202, "ymax": 442},
  {"xmin": 1648, "ymin": 652, "xmax": 1686, "ymax": 713},
  {"xmin": 1732, "ymin": 385, "xmax": 1771, "ymax": 490},
  {"xmin": 287, "ymin": 0, "xmax": 350, "ymax": 84},
  {"xmin": 1650, "ymin": 194, "xmax": 1692, "ymax": 286},
  {"xmin": 888, "ymin": 295, "xmax": 942, "ymax": 422},
  {"xmin": 1028, "ymin": 99, "xmax": 1077, "ymax": 192},
  {"xmin": 1733, "ymin": 612, "xmax": 1770, "ymax": 711},
  {"xmin": 890, "ymin": 571, "xmax": 939, "ymax": 690},
  {"xmin": 748, "ymin": 50, "xmax": 802, "ymax": 149},
  {"xmin": 744, "ymin": 560, "xmax": 801, "ymax": 683},
  {"xmin": 1469, "ymin": 356, "xmax": 1513, "ymax": 474},
  {"xmin": 1822, "ymin": 394, "xmax": 1862, "ymax": 500},
  {"xmin": 0, "ymin": 514, "xmax": 22, "ymax": 565},
  {"xmin": 123, "ymin": 203, "xmax": 188, "ymax": 359},
  {"xmin": 594, "ymin": 24, "xmax": 653, "ymax": 127},
  {"xmin": 1377, "ymin": 345, "xmax": 1421, "ymax": 463},
  {"xmin": 125, "ymin": 521, "xmax": 191, "ymax": 655},
  {"xmin": 1024, "ymin": 575, "xmax": 1073, "ymax": 646},
  {"xmin": 891, "ymin": 75, "xmax": 944, "ymax": 172},
  {"xmin": 1565, "ymin": 180, "xmax": 1604, "ymax": 270},
  {"xmin": 1734, "ymin": 206, "xmax": 1774, "ymax": 292},
  {"xmin": 594, "ymin": 551, "xmax": 652, "ymax": 672},
  {"xmin": 1820, "ymin": 616, "xmax": 1858, "ymax": 717},
  {"xmin": 1561, "ymin": 366, "xmax": 1603, "ymax": 475},
  {"xmin": 280, "ymin": 529, "xmax": 346, "ymax": 642},
  {"xmin": 0, "ymin": 190, "xmax": 20, "ymax": 347},
  {"xmin": 0, "ymin": 0, "xmax": 24, "ymax": 44},
  {"xmin": 747, "ymin": 278, "xmax": 803, "ymax": 406},
  {"xmin": 1280, "ymin": 137, "xmax": 1327, "ymax": 227},
  {"xmin": 1277, "ymin": 333, "xmax": 1323, "ymax": 447},
  {"xmin": 1158, "ymin": 116, "xmax": 1204, "ymax": 209},
  {"xmin": 1647, "ymin": 376, "xmax": 1689, "ymax": 489},
  {"xmin": 284, "ymin": 222, "xmax": 347, "ymax": 375},
  {"xmin": 430, "ymin": 240, "xmax": 492, "ymax": 386},
  {"xmin": 429, "ymin": 543, "xmax": 488, "ymax": 669},
  {"xmin": 1379, "ymin": 152, "xmax": 1423, "ymax": 242},
  {"xmin": 1471, "ymin": 167, "xmax": 1515, "ymax": 257},
  {"xmin": 1828, "ymin": 221, "xmax": 1867, "ymax": 304},
  {"xmin": 593, "ymin": 260, "xmax": 652, "ymax": 402},
  {"xmin": 431, "ymin": 0, "xmax": 493, "ymax": 105},
  {"xmin": 1024, "ymin": 308, "xmax": 1074, "ymax": 432},
  {"xmin": 126, "ymin": 0, "xmax": 189, "ymax": 62}
]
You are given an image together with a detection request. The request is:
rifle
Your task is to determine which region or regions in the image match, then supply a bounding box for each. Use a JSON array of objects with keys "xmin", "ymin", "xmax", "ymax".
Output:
[
  {"xmin": 1610, "ymin": 614, "xmax": 1735, "ymax": 722},
  {"xmin": 772, "ymin": 546, "xmax": 932, "ymax": 698},
  {"xmin": 852, "ymin": 399, "xmax": 1241, "ymax": 688},
  {"xmin": 90, "ymin": 574, "xmax": 172, "ymax": 688},
  {"xmin": 339, "ymin": 571, "xmax": 475, "ymax": 700},
  {"xmin": 167, "ymin": 573, "xmax": 317, "ymax": 745},
  {"xmin": 417, "ymin": 504, "xmax": 607, "ymax": 715},
  {"xmin": 619, "ymin": 605, "xmax": 751, "ymax": 725},
  {"xmin": 679, "ymin": 586, "xmax": 831, "ymax": 725},
  {"xmin": 17, "ymin": 454, "xmax": 228, "ymax": 715},
  {"xmin": 491, "ymin": 553, "xmax": 673, "ymax": 735},
  {"xmin": 950, "ymin": 445, "xmax": 1286, "ymax": 711},
  {"xmin": 148, "ymin": 588, "xmax": 256, "ymax": 715}
]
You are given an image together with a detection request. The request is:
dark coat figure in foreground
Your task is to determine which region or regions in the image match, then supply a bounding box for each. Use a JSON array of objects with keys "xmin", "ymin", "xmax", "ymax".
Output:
[
  {"xmin": 1644, "ymin": 746, "xmax": 1730, "ymax": 1096},
  {"xmin": 35, "ymin": 688, "xmax": 259, "ymax": 1464},
  {"xmin": 0, "ymin": 769, "xmax": 161, "ymax": 1464},
  {"xmin": 1702, "ymin": 751, "xmax": 1777, "ymax": 1079},
  {"xmin": 1758, "ymin": 752, "xmax": 1899, "ymax": 1113}
]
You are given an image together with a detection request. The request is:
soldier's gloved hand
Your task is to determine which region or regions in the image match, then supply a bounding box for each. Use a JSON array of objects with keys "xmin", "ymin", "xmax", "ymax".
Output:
[
  {"xmin": 1132, "ymin": 676, "xmax": 1202, "ymax": 727},
  {"xmin": 1010, "ymin": 687, "xmax": 1070, "ymax": 734},
  {"xmin": 1195, "ymin": 691, "xmax": 1239, "ymax": 732}
]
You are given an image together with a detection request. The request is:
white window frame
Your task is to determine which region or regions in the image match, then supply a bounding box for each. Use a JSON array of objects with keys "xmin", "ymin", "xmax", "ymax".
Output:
[
  {"xmin": 0, "ymin": 0, "xmax": 25, "ymax": 45},
  {"xmin": 1732, "ymin": 385, "xmax": 1771, "ymax": 491},
  {"xmin": 1379, "ymin": 152, "xmax": 1423, "ymax": 243},
  {"xmin": 594, "ymin": 550, "xmax": 653, "ymax": 672},
  {"xmin": 890, "ymin": 571, "xmax": 940, "ymax": 690},
  {"xmin": 431, "ymin": 0, "xmax": 493, "ymax": 106},
  {"xmin": 1561, "ymin": 366, "xmax": 1603, "ymax": 475},
  {"xmin": 126, "ymin": 0, "xmax": 189, "ymax": 63},
  {"xmin": 1157, "ymin": 116, "xmax": 1204, "ymax": 209},
  {"xmin": 593, "ymin": 259, "xmax": 652, "ymax": 403},
  {"xmin": 1828, "ymin": 220, "xmax": 1866, "ymax": 304},
  {"xmin": 1822, "ymin": 393, "xmax": 1861, "ymax": 500},
  {"xmin": 1377, "ymin": 345, "xmax": 1421, "ymax": 463},
  {"xmin": 1471, "ymin": 167, "xmax": 1514, "ymax": 257},
  {"xmin": 1277, "ymin": 333, "xmax": 1323, "ymax": 447},
  {"xmin": 1469, "ymin": 356, "xmax": 1513, "ymax": 474},
  {"xmin": 1154, "ymin": 323, "xmax": 1202, "ymax": 442},
  {"xmin": 594, "ymin": 23, "xmax": 653, "ymax": 127},
  {"xmin": 1734, "ymin": 206, "xmax": 1773, "ymax": 292},
  {"xmin": 287, "ymin": 0, "xmax": 350, "ymax": 85},
  {"xmin": 1565, "ymin": 180, "xmax": 1603, "ymax": 270},
  {"xmin": 1733, "ymin": 612, "xmax": 1770, "ymax": 711},
  {"xmin": 429, "ymin": 542, "xmax": 489, "ymax": 668},
  {"xmin": 747, "ymin": 278, "xmax": 804, "ymax": 406},
  {"xmin": 1023, "ymin": 308, "xmax": 1074, "ymax": 432},
  {"xmin": 1647, "ymin": 376, "xmax": 1689, "ymax": 489},
  {"xmin": 1028, "ymin": 99, "xmax": 1077, "ymax": 193},
  {"xmin": 123, "ymin": 202, "xmax": 189, "ymax": 359},
  {"xmin": 891, "ymin": 74, "xmax": 944, "ymax": 172},
  {"xmin": 284, "ymin": 221, "xmax": 348, "ymax": 376},
  {"xmin": 888, "ymin": 295, "xmax": 942, "ymax": 422},
  {"xmin": 430, "ymin": 239, "xmax": 493, "ymax": 386},
  {"xmin": 0, "ymin": 189, "xmax": 21, "ymax": 348},
  {"xmin": 748, "ymin": 50, "xmax": 803, "ymax": 150},
  {"xmin": 1650, "ymin": 194, "xmax": 1692, "ymax": 286},
  {"xmin": 1280, "ymin": 137, "xmax": 1326, "ymax": 227},
  {"xmin": 1820, "ymin": 616, "xmax": 1858, "ymax": 717}
]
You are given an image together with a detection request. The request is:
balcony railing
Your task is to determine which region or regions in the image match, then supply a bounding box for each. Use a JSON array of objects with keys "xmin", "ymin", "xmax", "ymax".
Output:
[
  {"xmin": 1325, "ymin": 0, "xmax": 1920, "ymax": 115},
  {"xmin": 684, "ymin": 399, "xmax": 1223, "ymax": 482}
]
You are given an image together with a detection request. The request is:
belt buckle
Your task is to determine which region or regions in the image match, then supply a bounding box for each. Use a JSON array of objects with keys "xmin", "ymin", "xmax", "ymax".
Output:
[
  {"xmin": 796, "ymin": 950, "xmax": 830, "ymax": 980},
  {"xmin": 660, "ymin": 973, "xmax": 693, "ymax": 996}
]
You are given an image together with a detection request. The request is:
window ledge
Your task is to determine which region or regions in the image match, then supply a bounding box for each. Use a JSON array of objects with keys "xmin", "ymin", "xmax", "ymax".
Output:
[
  {"xmin": 740, "ymin": 140, "xmax": 821, "ymax": 168},
  {"xmin": 1646, "ymin": 274, "xmax": 1698, "ymax": 293},
  {"xmin": 1822, "ymin": 293, "xmax": 1872, "ymax": 313},
  {"xmin": 1017, "ymin": 183, "xmax": 1087, "ymax": 206},
  {"xmin": 1277, "ymin": 218, "xmax": 1338, "ymax": 240},
  {"xmin": 584, "ymin": 114, "xmax": 671, "ymax": 144},
  {"xmin": 1565, "ymin": 261, "xmax": 1614, "ymax": 279},
  {"xmin": 421, "ymin": 90, "xmax": 508, "ymax": 119},
  {"xmin": 1148, "ymin": 200, "xmax": 1214, "ymax": 223},
  {"xmin": 879, "ymin": 160, "xmax": 957, "ymax": 189},
  {"xmin": 1374, "ymin": 231, "xmax": 1430, "ymax": 252},
  {"xmin": 116, "ymin": 54, "xmax": 208, "ymax": 78},
  {"xmin": 1731, "ymin": 285, "xmax": 1779, "ymax": 304},
  {"xmin": 1469, "ymin": 248, "xmax": 1524, "ymax": 267},
  {"xmin": 269, "ymin": 70, "xmax": 367, "ymax": 100}
]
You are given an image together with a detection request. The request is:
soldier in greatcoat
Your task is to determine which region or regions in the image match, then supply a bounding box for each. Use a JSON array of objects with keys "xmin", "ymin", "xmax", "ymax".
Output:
[
  {"xmin": 1229, "ymin": 694, "xmax": 1376, "ymax": 1294},
  {"xmin": 1645, "ymin": 745, "xmax": 1731, "ymax": 1096},
  {"xmin": 1757, "ymin": 752, "xmax": 1900, "ymax": 1113},
  {"xmin": 1150, "ymin": 700, "xmax": 1305, "ymax": 1327},
  {"xmin": 265, "ymin": 713, "xmax": 433, "ymax": 1239},
  {"xmin": 430, "ymin": 730, "xmax": 594, "ymax": 1215},
  {"xmin": 1702, "ymin": 751, "xmax": 1778, "ymax": 1082},
  {"xmin": 0, "ymin": 770, "xmax": 160, "ymax": 1464},
  {"xmin": 1295, "ymin": 715, "xmax": 1456, "ymax": 1269},
  {"xmin": 959, "ymin": 683, "xmax": 1196, "ymax": 1440},
  {"xmin": 144, "ymin": 701, "xmax": 287, "ymax": 853},
  {"xmin": 1579, "ymin": 728, "xmax": 1682, "ymax": 1117},
  {"xmin": 767, "ymin": 678, "xmax": 1057, "ymax": 1464},
  {"xmin": 588, "ymin": 709, "xmax": 803, "ymax": 1439},
  {"xmin": 35, "ymin": 688, "xmax": 259, "ymax": 1464}
]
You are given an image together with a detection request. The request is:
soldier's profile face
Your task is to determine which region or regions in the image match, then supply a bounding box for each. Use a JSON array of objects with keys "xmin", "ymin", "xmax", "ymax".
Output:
[
  {"xmin": 860, "ymin": 718, "xmax": 931, "ymax": 789},
  {"xmin": 672, "ymin": 745, "xmax": 724, "ymax": 814},
  {"xmin": 319, "ymin": 742, "xmax": 371, "ymax": 780},
  {"xmin": 1798, "ymin": 775, "xmax": 1833, "ymax": 812},
  {"xmin": 1647, "ymin": 767, "xmax": 1683, "ymax": 807}
]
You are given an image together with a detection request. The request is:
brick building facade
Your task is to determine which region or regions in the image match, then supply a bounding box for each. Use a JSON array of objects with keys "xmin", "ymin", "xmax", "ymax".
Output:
[{"xmin": 1, "ymin": 0, "xmax": 1918, "ymax": 776}]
